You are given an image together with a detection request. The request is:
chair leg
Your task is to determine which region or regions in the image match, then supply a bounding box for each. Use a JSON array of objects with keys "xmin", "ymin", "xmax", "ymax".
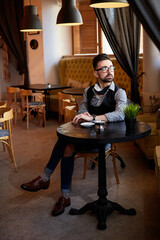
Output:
[
  {"xmin": 111, "ymin": 144, "xmax": 119, "ymax": 184},
  {"xmin": 43, "ymin": 108, "xmax": 46, "ymax": 127},
  {"xmin": 27, "ymin": 107, "xmax": 29, "ymax": 129},
  {"xmin": 1, "ymin": 140, "xmax": 18, "ymax": 171},
  {"xmin": 14, "ymin": 105, "xmax": 18, "ymax": 124},
  {"xmin": 115, "ymin": 153, "xmax": 126, "ymax": 168},
  {"xmin": 9, "ymin": 140, "xmax": 18, "ymax": 171},
  {"xmin": 59, "ymin": 113, "xmax": 62, "ymax": 125},
  {"xmin": 2, "ymin": 142, "xmax": 6, "ymax": 151},
  {"xmin": 8, "ymin": 128, "xmax": 18, "ymax": 171},
  {"xmin": 83, "ymin": 158, "xmax": 87, "ymax": 179}
]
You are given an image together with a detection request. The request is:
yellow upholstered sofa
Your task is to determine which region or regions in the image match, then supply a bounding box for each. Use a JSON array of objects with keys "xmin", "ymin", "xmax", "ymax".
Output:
[
  {"xmin": 136, "ymin": 113, "xmax": 160, "ymax": 161},
  {"xmin": 57, "ymin": 56, "xmax": 143, "ymax": 100},
  {"xmin": 50, "ymin": 56, "xmax": 143, "ymax": 112}
]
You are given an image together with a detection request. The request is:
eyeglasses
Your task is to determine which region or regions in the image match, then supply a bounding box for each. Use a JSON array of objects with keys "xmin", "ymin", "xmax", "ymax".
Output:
[{"xmin": 96, "ymin": 66, "xmax": 115, "ymax": 73}]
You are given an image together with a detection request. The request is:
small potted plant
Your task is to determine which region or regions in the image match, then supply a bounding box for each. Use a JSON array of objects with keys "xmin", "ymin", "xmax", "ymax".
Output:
[{"xmin": 123, "ymin": 103, "xmax": 141, "ymax": 132}]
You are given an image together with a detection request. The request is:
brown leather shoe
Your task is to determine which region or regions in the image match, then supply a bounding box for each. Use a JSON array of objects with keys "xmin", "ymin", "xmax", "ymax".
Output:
[
  {"xmin": 52, "ymin": 196, "xmax": 71, "ymax": 216},
  {"xmin": 21, "ymin": 176, "xmax": 50, "ymax": 192}
]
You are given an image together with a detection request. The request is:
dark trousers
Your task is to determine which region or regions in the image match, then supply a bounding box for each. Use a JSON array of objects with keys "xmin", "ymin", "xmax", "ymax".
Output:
[{"xmin": 44, "ymin": 138, "xmax": 110, "ymax": 193}]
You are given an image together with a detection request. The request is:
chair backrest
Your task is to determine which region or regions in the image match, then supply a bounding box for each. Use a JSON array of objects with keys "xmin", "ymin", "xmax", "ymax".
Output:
[
  {"xmin": 64, "ymin": 106, "xmax": 77, "ymax": 123},
  {"xmin": 20, "ymin": 89, "xmax": 33, "ymax": 97},
  {"xmin": 58, "ymin": 92, "xmax": 75, "ymax": 115},
  {"xmin": 7, "ymin": 87, "xmax": 20, "ymax": 107},
  {"xmin": 7, "ymin": 87, "xmax": 20, "ymax": 94},
  {"xmin": 0, "ymin": 108, "xmax": 13, "ymax": 123},
  {"xmin": 20, "ymin": 89, "xmax": 33, "ymax": 109},
  {"xmin": 62, "ymin": 99, "xmax": 77, "ymax": 111},
  {"xmin": 58, "ymin": 92, "xmax": 73, "ymax": 101}
]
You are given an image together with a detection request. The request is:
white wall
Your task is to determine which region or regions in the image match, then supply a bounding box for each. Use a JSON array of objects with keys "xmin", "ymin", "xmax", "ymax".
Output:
[
  {"xmin": 42, "ymin": 0, "xmax": 72, "ymax": 85},
  {"xmin": 142, "ymin": 29, "xmax": 160, "ymax": 112},
  {"xmin": 26, "ymin": 0, "xmax": 72, "ymax": 85},
  {"xmin": 25, "ymin": 0, "xmax": 45, "ymax": 84},
  {"xmin": 143, "ymin": 30, "xmax": 160, "ymax": 93}
]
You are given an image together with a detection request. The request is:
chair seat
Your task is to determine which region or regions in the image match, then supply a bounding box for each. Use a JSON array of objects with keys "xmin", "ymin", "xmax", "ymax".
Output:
[
  {"xmin": 28, "ymin": 102, "xmax": 45, "ymax": 106},
  {"xmin": 0, "ymin": 129, "xmax": 9, "ymax": 137}
]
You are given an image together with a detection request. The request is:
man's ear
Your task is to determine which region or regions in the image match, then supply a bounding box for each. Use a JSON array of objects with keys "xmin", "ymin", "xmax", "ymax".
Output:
[{"xmin": 94, "ymin": 71, "xmax": 98, "ymax": 78}]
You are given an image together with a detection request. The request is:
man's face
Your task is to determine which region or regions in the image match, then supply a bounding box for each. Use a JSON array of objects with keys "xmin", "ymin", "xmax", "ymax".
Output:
[{"xmin": 94, "ymin": 60, "xmax": 114, "ymax": 83}]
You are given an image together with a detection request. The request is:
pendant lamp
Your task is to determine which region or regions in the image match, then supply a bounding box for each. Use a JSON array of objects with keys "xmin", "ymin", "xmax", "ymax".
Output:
[
  {"xmin": 90, "ymin": 0, "xmax": 129, "ymax": 8},
  {"xmin": 56, "ymin": 0, "xmax": 83, "ymax": 26},
  {"xmin": 20, "ymin": 5, "xmax": 42, "ymax": 32}
]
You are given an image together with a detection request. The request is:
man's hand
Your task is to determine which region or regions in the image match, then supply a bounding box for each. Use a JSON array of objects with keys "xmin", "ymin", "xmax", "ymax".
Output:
[{"xmin": 72, "ymin": 112, "xmax": 92, "ymax": 124}]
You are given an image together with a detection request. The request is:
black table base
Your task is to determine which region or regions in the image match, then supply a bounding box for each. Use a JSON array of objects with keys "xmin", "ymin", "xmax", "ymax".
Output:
[
  {"xmin": 69, "ymin": 144, "xmax": 136, "ymax": 230},
  {"xmin": 69, "ymin": 199, "xmax": 136, "ymax": 230}
]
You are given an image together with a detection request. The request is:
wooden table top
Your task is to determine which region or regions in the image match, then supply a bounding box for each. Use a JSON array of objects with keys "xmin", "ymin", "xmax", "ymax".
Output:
[
  {"xmin": 57, "ymin": 121, "xmax": 151, "ymax": 145},
  {"xmin": 62, "ymin": 88, "xmax": 85, "ymax": 96},
  {"xmin": 11, "ymin": 84, "xmax": 71, "ymax": 91}
]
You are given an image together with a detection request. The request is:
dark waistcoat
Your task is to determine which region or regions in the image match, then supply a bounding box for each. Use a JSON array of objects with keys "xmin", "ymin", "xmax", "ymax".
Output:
[{"xmin": 87, "ymin": 84, "xmax": 119, "ymax": 115}]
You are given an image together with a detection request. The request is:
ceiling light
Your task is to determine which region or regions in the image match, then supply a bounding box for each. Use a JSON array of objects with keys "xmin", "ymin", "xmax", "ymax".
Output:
[
  {"xmin": 56, "ymin": 0, "xmax": 83, "ymax": 26},
  {"xmin": 20, "ymin": 5, "xmax": 42, "ymax": 32},
  {"xmin": 90, "ymin": 0, "xmax": 129, "ymax": 8}
]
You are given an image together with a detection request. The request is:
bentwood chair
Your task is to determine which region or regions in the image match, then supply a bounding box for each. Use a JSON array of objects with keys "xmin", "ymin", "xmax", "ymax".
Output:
[
  {"xmin": 7, "ymin": 87, "xmax": 20, "ymax": 124},
  {"xmin": 0, "ymin": 108, "xmax": 17, "ymax": 171},
  {"xmin": 64, "ymin": 106, "xmax": 77, "ymax": 123},
  {"xmin": 58, "ymin": 92, "xmax": 76, "ymax": 125},
  {"xmin": 20, "ymin": 89, "xmax": 46, "ymax": 129},
  {"xmin": 0, "ymin": 102, "xmax": 7, "ymax": 150},
  {"xmin": 64, "ymin": 107, "xmax": 125, "ymax": 184}
]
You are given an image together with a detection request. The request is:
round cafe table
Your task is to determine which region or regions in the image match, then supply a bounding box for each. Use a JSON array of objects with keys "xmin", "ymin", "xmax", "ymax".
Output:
[
  {"xmin": 57, "ymin": 121, "xmax": 151, "ymax": 230},
  {"xmin": 62, "ymin": 87, "xmax": 84, "ymax": 96}
]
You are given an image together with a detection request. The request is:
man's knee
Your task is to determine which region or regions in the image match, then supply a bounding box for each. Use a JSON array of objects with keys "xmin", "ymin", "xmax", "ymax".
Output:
[{"xmin": 64, "ymin": 144, "xmax": 75, "ymax": 156}]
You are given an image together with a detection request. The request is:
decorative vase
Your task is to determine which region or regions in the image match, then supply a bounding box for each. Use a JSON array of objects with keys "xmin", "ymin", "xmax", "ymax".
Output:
[{"xmin": 125, "ymin": 118, "xmax": 136, "ymax": 133}]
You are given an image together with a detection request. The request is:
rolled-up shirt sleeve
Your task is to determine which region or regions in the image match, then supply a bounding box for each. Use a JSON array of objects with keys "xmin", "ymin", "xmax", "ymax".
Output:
[
  {"xmin": 77, "ymin": 87, "xmax": 89, "ymax": 114},
  {"xmin": 105, "ymin": 88, "xmax": 127, "ymax": 122}
]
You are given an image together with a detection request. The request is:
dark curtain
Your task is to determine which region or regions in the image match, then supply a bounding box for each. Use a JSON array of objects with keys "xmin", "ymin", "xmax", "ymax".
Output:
[
  {"xmin": 0, "ymin": 0, "xmax": 29, "ymax": 85},
  {"xmin": 127, "ymin": 0, "xmax": 160, "ymax": 51},
  {"xmin": 95, "ymin": 7, "xmax": 141, "ymax": 104}
]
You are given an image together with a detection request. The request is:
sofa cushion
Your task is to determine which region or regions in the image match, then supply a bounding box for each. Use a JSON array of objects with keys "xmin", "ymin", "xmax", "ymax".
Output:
[{"xmin": 67, "ymin": 78, "xmax": 90, "ymax": 88}]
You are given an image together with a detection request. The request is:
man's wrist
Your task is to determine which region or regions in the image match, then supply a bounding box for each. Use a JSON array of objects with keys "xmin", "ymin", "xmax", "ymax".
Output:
[{"xmin": 91, "ymin": 114, "xmax": 96, "ymax": 122}]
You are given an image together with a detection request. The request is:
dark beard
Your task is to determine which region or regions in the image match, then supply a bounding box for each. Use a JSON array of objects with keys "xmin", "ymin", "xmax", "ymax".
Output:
[
  {"xmin": 100, "ymin": 74, "xmax": 114, "ymax": 83},
  {"xmin": 101, "ymin": 79, "xmax": 112, "ymax": 83}
]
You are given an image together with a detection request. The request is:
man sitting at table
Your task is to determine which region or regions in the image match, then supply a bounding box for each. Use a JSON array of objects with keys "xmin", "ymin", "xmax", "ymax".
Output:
[{"xmin": 21, "ymin": 53, "xmax": 127, "ymax": 216}]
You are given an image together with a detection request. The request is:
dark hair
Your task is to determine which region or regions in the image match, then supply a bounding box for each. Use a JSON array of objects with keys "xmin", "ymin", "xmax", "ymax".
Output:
[{"xmin": 93, "ymin": 53, "xmax": 111, "ymax": 69}]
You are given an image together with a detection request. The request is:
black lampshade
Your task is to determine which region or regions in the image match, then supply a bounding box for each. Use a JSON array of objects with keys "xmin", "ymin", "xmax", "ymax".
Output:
[
  {"xmin": 56, "ymin": 0, "xmax": 83, "ymax": 26},
  {"xmin": 20, "ymin": 5, "xmax": 42, "ymax": 32},
  {"xmin": 90, "ymin": 0, "xmax": 129, "ymax": 8}
]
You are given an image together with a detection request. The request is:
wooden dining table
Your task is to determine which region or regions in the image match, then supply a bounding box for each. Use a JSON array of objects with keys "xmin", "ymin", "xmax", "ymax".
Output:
[
  {"xmin": 11, "ymin": 84, "xmax": 71, "ymax": 119},
  {"xmin": 62, "ymin": 87, "xmax": 85, "ymax": 96}
]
